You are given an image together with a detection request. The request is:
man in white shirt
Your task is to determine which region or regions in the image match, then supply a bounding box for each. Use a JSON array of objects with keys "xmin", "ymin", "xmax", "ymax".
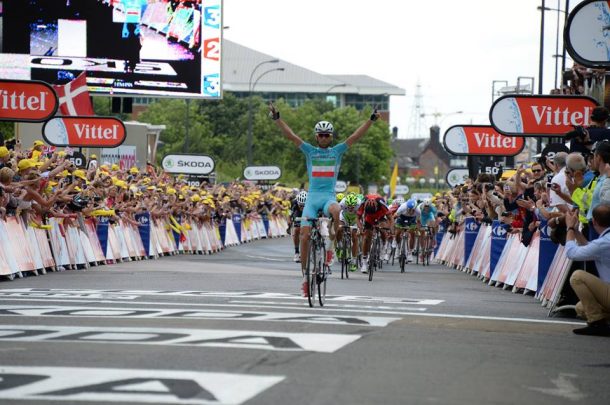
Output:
[
  {"xmin": 548, "ymin": 152, "xmax": 571, "ymax": 213},
  {"xmin": 565, "ymin": 203, "xmax": 610, "ymax": 336}
]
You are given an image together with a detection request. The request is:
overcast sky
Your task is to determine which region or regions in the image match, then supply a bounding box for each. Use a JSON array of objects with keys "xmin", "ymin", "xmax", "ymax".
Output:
[{"xmin": 223, "ymin": 0, "xmax": 574, "ymax": 138}]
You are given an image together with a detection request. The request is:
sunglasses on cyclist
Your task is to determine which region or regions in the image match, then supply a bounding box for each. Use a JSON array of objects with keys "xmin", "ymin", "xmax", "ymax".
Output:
[
  {"xmin": 317, "ymin": 133, "xmax": 332, "ymax": 138},
  {"xmin": 531, "ymin": 169, "xmax": 542, "ymax": 173}
]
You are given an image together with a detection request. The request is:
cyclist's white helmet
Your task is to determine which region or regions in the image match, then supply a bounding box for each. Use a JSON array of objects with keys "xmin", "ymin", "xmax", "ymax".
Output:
[
  {"xmin": 296, "ymin": 190, "xmax": 308, "ymax": 205},
  {"xmin": 423, "ymin": 199, "xmax": 432, "ymax": 207},
  {"xmin": 314, "ymin": 121, "xmax": 334, "ymax": 134}
]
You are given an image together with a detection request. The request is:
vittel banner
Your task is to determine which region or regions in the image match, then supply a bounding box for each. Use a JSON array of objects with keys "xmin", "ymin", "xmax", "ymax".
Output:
[
  {"xmin": 162, "ymin": 154, "xmax": 215, "ymax": 175},
  {"xmin": 565, "ymin": 0, "xmax": 610, "ymax": 67},
  {"xmin": 42, "ymin": 116, "xmax": 126, "ymax": 148},
  {"xmin": 443, "ymin": 125, "xmax": 525, "ymax": 156},
  {"xmin": 490, "ymin": 95, "xmax": 599, "ymax": 137},
  {"xmin": 243, "ymin": 166, "xmax": 282, "ymax": 181},
  {"xmin": 0, "ymin": 79, "xmax": 58, "ymax": 122}
]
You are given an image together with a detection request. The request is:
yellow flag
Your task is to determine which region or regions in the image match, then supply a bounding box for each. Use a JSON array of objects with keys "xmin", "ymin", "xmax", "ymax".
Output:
[{"xmin": 389, "ymin": 162, "xmax": 398, "ymax": 197}]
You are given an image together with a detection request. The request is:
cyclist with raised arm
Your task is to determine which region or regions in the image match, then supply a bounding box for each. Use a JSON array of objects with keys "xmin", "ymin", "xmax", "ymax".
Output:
[
  {"xmin": 288, "ymin": 190, "xmax": 307, "ymax": 262},
  {"xmin": 357, "ymin": 194, "xmax": 391, "ymax": 273},
  {"xmin": 336, "ymin": 192, "xmax": 361, "ymax": 272},
  {"xmin": 269, "ymin": 102, "xmax": 380, "ymax": 296}
]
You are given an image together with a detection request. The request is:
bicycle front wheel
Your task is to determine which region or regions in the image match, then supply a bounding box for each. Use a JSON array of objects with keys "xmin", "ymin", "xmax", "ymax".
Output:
[
  {"xmin": 318, "ymin": 265, "xmax": 327, "ymax": 306},
  {"xmin": 399, "ymin": 237, "xmax": 406, "ymax": 273},
  {"xmin": 306, "ymin": 242, "xmax": 316, "ymax": 307}
]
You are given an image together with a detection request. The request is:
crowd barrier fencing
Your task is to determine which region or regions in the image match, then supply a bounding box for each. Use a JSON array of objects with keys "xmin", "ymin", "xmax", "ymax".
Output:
[
  {"xmin": 0, "ymin": 213, "xmax": 289, "ymax": 282},
  {"xmin": 436, "ymin": 217, "xmax": 575, "ymax": 317}
]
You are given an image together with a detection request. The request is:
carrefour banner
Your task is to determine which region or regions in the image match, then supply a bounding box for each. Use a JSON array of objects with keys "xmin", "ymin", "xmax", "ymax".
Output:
[
  {"xmin": 232, "ymin": 214, "xmax": 242, "ymax": 242},
  {"xmin": 463, "ymin": 217, "xmax": 481, "ymax": 266},
  {"xmin": 537, "ymin": 220, "xmax": 559, "ymax": 292},
  {"xmin": 135, "ymin": 213, "xmax": 151, "ymax": 257},
  {"xmin": 490, "ymin": 220, "xmax": 509, "ymax": 278},
  {"xmin": 96, "ymin": 216, "xmax": 110, "ymax": 256},
  {"xmin": 435, "ymin": 222, "xmax": 445, "ymax": 256}
]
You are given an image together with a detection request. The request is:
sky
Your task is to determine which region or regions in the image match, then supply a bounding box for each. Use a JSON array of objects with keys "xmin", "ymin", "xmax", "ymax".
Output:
[{"xmin": 223, "ymin": 0, "xmax": 573, "ymax": 138}]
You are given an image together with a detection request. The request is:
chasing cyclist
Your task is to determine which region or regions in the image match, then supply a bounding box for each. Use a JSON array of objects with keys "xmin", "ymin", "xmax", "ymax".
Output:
[
  {"xmin": 269, "ymin": 102, "xmax": 380, "ymax": 296},
  {"xmin": 415, "ymin": 199, "xmax": 438, "ymax": 260},
  {"xmin": 394, "ymin": 198, "xmax": 418, "ymax": 262},
  {"xmin": 288, "ymin": 190, "xmax": 307, "ymax": 262},
  {"xmin": 357, "ymin": 194, "xmax": 391, "ymax": 273},
  {"xmin": 336, "ymin": 192, "xmax": 361, "ymax": 272}
]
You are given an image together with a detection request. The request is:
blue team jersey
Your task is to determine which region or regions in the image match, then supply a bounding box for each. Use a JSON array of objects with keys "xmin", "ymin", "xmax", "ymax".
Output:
[{"xmin": 300, "ymin": 142, "xmax": 348, "ymax": 193}]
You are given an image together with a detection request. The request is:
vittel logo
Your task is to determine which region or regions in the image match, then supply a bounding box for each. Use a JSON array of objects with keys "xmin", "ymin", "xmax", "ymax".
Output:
[
  {"xmin": 530, "ymin": 106, "xmax": 591, "ymax": 126},
  {"xmin": 0, "ymin": 90, "xmax": 49, "ymax": 111}
]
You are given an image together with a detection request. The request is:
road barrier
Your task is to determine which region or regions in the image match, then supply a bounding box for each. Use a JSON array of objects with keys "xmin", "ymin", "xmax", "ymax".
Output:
[
  {"xmin": 435, "ymin": 218, "xmax": 573, "ymax": 314},
  {"xmin": 0, "ymin": 213, "xmax": 289, "ymax": 280}
]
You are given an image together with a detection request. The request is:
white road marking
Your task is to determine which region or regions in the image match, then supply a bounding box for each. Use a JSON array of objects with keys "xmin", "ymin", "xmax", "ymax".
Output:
[
  {"xmin": 228, "ymin": 300, "xmax": 428, "ymax": 312},
  {"xmin": 0, "ymin": 305, "xmax": 400, "ymax": 327},
  {"xmin": 0, "ymin": 365, "xmax": 284, "ymax": 404},
  {"xmin": 0, "ymin": 300, "xmax": 586, "ymax": 325},
  {"xmin": 528, "ymin": 373, "xmax": 586, "ymax": 401},
  {"xmin": 244, "ymin": 254, "xmax": 285, "ymax": 262},
  {"xmin": 0, "ymin": 289, "xmax": 443, "ymax": 305},
  {"xmin": 0, "ymin": 324, "xmax": 361, "ymax": 353}
]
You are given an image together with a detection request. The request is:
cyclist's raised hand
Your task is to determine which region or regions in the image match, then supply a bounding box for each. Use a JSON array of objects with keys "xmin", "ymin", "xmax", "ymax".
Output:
[
  {"xmin": 268, "ymin": 102, "xmax": 280, "ymax": 121},
  {"xmin": 370, "ymin": 105, "xmax": 380, "ymax": 121}
]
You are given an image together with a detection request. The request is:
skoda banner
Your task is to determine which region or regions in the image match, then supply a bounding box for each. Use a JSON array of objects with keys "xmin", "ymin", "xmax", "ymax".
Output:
[
  {"xmin": 537, "ymin": 219, "xmax": 559, "ymax": 293},
  {"xmin": 443, "ymin": 125, "xmax": 525, "ymax": 156},
  {"xmin": 0, "ymin": 79, "xmax": 58, "ymax": 122},
  {"xmin": 162, "ymin": 154, "xmax": 215, "ymax": 175},
  {"xmin": 463, "ymin": 217, "xmax": 481, "ymax": 267},
  {"xmin": 489, "ymin": 95, "xmax": 599, "ymax": 137},
  {"xmin": 490, "ymin": 220, "xmax": 509, "ymax": 278},
  {"xmin": 42, "ymin": 116, "xmax": 126, "ymax": 148},
  {"xmin": 243, "ymin": 166, "xmax": 281, "ymax": 181},
  {"xmin": 335, "ymin": 181, "xmax": 347, "ymax": 193},
  {"xmin": 565, "ymin": 0, "xmax": 610, "ymax": 67}
]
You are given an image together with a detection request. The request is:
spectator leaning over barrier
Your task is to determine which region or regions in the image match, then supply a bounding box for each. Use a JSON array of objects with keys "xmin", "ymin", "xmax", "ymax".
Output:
[
  {"xmin": 548, "ymin": 152, "xmax": 571, "ymax": 213},
  {"xmin": 586, "ymin": 141, "xmax": 610, "ymax": 240},
  {"xmin": 565, "ymin": 204, "xmax": 610, "ymax": 336},
  {"xmin": 565, "ymin": 152, "xmax": 595, "ymax": 236}
]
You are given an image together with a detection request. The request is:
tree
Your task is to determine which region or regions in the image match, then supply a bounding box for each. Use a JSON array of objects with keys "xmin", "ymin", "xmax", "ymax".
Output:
[{"xmin": 136, "ymin": 95, "xmax": 393, "ymax": 186}]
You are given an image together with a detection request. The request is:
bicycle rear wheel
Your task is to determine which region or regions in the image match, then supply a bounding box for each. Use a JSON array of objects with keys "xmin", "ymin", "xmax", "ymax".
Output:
[
  {"xmin": 420, "ymin": 235, "xmax": 428, "ymax": 267},
  {"xmin": 368, "ymin": 237, "xmax": 378, "ymax": 282}
]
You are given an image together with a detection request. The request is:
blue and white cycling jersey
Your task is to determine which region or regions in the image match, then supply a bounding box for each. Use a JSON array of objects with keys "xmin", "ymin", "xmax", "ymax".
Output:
[
  {"xmin": 300, "ymin": 142, "xmax": 348, "ymax": 193},
  {"xmin": 300, "ymin": 142, "xmax": 348, "ymax": 224},
  {"xmin": 416, "ymin": 203, "xmax": 437, "ymax": 225}
]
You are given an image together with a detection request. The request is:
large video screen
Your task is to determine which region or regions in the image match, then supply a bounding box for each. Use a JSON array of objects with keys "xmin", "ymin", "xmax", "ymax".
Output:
[{"xmin": 0, "ymin": 0, "xmax": 222, "ymax": 98}]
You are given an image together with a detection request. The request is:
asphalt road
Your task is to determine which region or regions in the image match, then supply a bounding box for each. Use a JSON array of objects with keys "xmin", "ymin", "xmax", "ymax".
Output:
[{"xmin": 0, "ymin": 236, "xmax": 608, "ymax": 405}]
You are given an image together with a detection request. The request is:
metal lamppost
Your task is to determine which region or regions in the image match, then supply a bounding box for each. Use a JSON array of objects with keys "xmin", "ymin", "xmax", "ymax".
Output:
[
  {"xmin": 247, "ymin": 59, "xmax": 280, "ymax": 166},
  {"xmin": 538, "ymin": 1, "xmax": 568, "ymax": 90}
]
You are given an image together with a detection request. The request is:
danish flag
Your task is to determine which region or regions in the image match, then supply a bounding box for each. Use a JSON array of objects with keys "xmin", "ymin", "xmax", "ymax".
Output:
[{"xmin": 52, "ymin": 72, "xmax": 94, "ymax": 116}]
